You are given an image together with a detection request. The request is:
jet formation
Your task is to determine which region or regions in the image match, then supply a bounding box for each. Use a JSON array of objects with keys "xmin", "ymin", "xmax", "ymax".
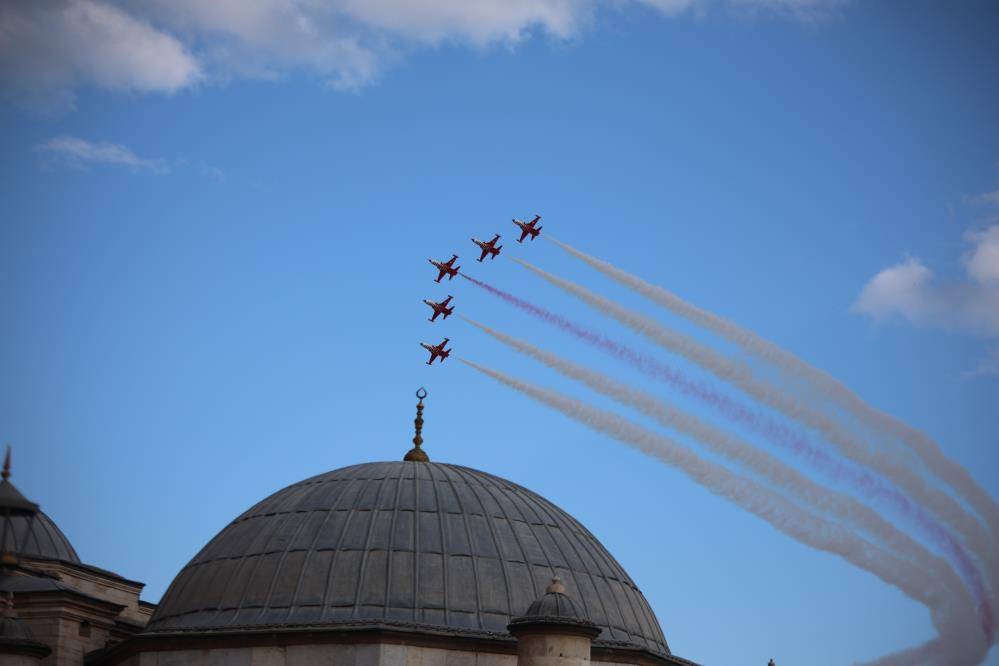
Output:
[{"xmin": 421, "ymin": 213, "xmax": 542, "ymax": 365}]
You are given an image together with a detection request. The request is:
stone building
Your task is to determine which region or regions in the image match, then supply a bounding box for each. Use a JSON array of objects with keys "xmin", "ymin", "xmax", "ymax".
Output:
[
  {"xmin": 0, "ymin": 450, "xmax": 153, "ymax": 665},
  {"xmin": 3, "ymin": 393, "xmax": 707, "ymax": 666}
]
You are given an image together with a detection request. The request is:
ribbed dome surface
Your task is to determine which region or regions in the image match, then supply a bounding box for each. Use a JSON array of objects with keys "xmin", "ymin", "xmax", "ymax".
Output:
[
  {"xmin": 148, "ymin": 461, "xmax": 671, "ymax": 657},
  {"xmin": 5, "ymin": 512, "xmax": 79, "ymax": 563}
]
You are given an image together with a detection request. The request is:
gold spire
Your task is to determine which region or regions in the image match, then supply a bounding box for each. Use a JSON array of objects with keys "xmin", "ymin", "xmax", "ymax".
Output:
[
  {"xmin": 404, "ymin": 388, "xmax": 430, "ymax": 462},
  {"xmin": 2, "ymin": 446, "xmax": 10, "ymax": 481}
]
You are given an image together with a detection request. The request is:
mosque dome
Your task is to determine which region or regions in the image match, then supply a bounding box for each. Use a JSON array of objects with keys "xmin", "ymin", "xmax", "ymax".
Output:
[
  {"xmin": 0, "ymin": 450, "xmax": 80, "ymax": 564},
  {"xmin": 146, "ymin": 460, "xmax": 673, "ymax": 659},
  {"xmin": 2, "ymin": 512, "xmax": 80, "ymax": 563}
]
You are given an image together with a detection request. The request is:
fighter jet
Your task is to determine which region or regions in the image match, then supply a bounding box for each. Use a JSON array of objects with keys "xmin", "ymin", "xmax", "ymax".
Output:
[
  {"xmin": 513, "ymin": 214, "xmax": 542, "ymax": 243},
  {"xmin": 472, "ymin": 234, "xmax": 502, "ymax": 262},
  {"xmin": 421, "ymin": 338, "xmax": 451, "ymax": 365},
  {"xmin": 424, "ymin": 295, "xmax": 454, "ymax": 322},
  {"xmin": 429, "ymin": 254, "xmax": 460, "ymax": 282}
]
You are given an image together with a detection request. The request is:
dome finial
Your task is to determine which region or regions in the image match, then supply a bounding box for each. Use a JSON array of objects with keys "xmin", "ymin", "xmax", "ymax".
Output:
[
  {"xmin": 546, "ymin": 576, "xmax": 565, "ymax": 594},
  {"xmin": 404, "ymin": 388, "xmax": 430, "ymax": 462},
  {"xmin": 2, "ymin": 446, "xmax": 10, "ymax": 481}
]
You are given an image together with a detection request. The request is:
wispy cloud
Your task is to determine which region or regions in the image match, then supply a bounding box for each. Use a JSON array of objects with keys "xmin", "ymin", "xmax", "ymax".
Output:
[
  {"xmin": 1, "ymin": 0, "xmax": 848, "ymax": 113},
  {"xmin": 33, "ymin": 136, "xmax": 169, "ymax": 173},
  {"xmin": 965, "ymin": 345, "xmax": 999, "ymax": 379},
  {"xmin": 853, "ymin": 185, "xmax": 999, "ymax": 377},
  {"xmin": 964, "ymin": 189, "xmax": 999, "ymax": 207},
  {"xmin": 195, "ymin": 162, "xmax": 226, "ymax": 183},
  {"xmin": 34, "ymin": 137, "xmax": 229, "ymax": 183}
]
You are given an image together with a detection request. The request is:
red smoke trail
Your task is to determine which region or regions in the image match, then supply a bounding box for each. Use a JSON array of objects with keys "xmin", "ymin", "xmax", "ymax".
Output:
[
  {"xmin": 461, "ymin": 272, "xmax": 785, "ymax": 437},
  {"xmin": 460, "ymin": 271, "xmax": 993, "ymax": 638}
]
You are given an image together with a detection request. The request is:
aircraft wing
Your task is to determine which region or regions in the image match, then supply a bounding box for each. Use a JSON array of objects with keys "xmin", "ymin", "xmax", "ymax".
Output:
[
  {"xmin": 478, "ymin": 247, "xmax": 489, "ymax": 262},
  {"xmin": 518, "ymin": 228, "xmax": 530, "ymax": 242}
]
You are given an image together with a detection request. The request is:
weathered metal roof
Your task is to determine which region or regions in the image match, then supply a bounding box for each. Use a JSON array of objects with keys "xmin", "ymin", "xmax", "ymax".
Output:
[
  {"xmin": 147, "ymin": 461, "xmax": 672, "ymax": 658},
  {"xmin": 0, "ymin": 479, "xmax": 39, "ymax": 515},
  {"xmin": 2, "ymin": 511, "xmax": 80, "ymax": 564}
]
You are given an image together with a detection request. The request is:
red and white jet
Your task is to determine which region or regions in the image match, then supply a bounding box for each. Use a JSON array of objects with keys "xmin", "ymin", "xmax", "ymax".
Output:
[
  {"xmin": 513, "ymin": 214, "xmax": 542, "ymax": 242},
  {"xmin": 423, "ymin": 295, "xmax": 454, "ymax": 322},
  {"xmin": 429, "ymin": 254, "xmax": 460, "ymax": 282},
  {"xmin": 421, "ymin": 338, "xmax": 451, "ymax": 365},
  {"xmin": 472, "ymin": 234, "xmax": 502, "ymax": 262}
]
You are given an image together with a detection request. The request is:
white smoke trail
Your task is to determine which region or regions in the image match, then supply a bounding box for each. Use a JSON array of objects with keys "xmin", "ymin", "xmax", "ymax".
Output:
[
  {"xmin": 459, "ymin": 357, "xmax": 987, "ymax": 666},
  {"xmin": 462, "ymin": 315, "xmax": 973, "ymax": 600},
  {"xmin": 547, "ymin": 235, "xmax": 999, "ymax": 547},
  {"xmin": 513, "ymin": 257, "xmax": 999, "ymax": 610}
]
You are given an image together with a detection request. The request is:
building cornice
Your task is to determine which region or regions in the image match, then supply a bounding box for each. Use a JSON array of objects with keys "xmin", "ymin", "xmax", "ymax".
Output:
[{"xmin": 87, "ymin": 621, "xmax": 700, "ymax": 666}]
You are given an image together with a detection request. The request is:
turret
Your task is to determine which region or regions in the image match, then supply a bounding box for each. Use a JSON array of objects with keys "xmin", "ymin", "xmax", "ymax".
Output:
[
  {"xmin": 508, "ymin": 577, "xmax": 601, "ymax": 666},
  {"xmin": 0, "ymin": 592, "xmax": 50, "ymax": 665}
]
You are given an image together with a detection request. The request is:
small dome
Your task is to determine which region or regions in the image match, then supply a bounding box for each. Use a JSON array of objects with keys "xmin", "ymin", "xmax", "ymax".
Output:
[
  {"xmin": 520, "ymin": 577, "xmax": 589, "ymax": 622},
  {"xmin": 3, "ymin": 512, "xmax": 80, "ymax": 563},
  {"xmin": 148, "ymin": 461, "xmax": 671, "ymax": 658},
  {"xmin": 0, "ymin": 451, "xmax": 80, "ymax": 564},
  {"xmin": 508, "ymin": 577, "xmax": 600, "ymax": 638}
]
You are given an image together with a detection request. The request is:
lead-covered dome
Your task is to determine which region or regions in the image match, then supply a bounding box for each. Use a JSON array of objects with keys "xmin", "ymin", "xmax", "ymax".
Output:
[
  {"xmin": 148, "ymin": 461, "xmax": 672, "ymax": 658},
  {"xmin": 3, "ymin": 512, "xmax": 80, "ymax": 563},
  {"xmin": 0, "ymin": 450, "xmax": 80, "ymax": 564}
]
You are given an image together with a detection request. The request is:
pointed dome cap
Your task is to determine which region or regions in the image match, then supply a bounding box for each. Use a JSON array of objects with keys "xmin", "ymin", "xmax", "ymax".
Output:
[
  {"xmin": 0, "ymin": 449, "xmax": 38, "ymax": 516},
  {"xmin": 508, "ymin": 577, "xmax": 601, "ymax": 639},
  {"xmin": 0, "ymin": 449, "xmax": 79, "ymax": 564}
]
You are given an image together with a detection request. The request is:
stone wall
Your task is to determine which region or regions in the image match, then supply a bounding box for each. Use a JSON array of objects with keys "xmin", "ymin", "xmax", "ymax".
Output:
[
  {"xmin": 109, "ymin": 641, "xmax": 647, "ymax": 666},
  {"xmin": 113, "ymin": 642, "xmax": 519, "ymax": 666}
]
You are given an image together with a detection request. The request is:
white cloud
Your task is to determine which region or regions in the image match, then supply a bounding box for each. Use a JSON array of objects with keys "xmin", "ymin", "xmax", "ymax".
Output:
[
  {"xmin": 853, "ymin": 257, "xmax": 936, "ymax": 324},
  {"xmin": 332, "ymin": 0, "xmax": 589, "ymax": 45},
  {"xmin": 965, "ymin": 189, "xmax": 999, "ymax": 206},
  {"xmin": 0, "ymin": 0, "xmax": 200, "ymax": 112},
  {"xmin": 33, "ymin": 135, "xmax": 169, "ymax": 173},
  {"xmin": 1, "ymin": 0, "xmax": 847, "ymax": 112},
  {"xmin": 728, "ymin": 0, "xmax": 847, "ymax": 19},
  {"xmin": 853, "ymin": 226, "xmax": 999, "ymax": 339},
  {"xmin": 964, "ymin": 226, "xmax": 999, "ymax": 285}
]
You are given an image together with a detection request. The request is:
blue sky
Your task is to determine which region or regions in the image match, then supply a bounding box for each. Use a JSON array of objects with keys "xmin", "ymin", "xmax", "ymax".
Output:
[{"xmin": 2, "ymin": 1, "xmax": 998, "ymax": 664}]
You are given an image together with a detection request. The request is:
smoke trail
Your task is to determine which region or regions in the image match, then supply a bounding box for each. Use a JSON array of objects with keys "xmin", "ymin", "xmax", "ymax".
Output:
[
  {"xmin": 460, "ymin": 272, "xmax": 798, "ymax": 445},
  {"xmin": 462, "ymin": 314, "xmax": 991, "ymax": 635},
  {"xmin": 512, "ymin": 258, "xmax": 999, "ymax": 623},
  {"xmin": 460, "ymin": 270, "xmax": 995, "ymax": 635},
  {"xmin": 459, "ymin": 357, "xmax": 987, "ymax": 666},
  {"xmin": 547, "ymin": 235, "xmax": 999, "ymax": 549}
]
